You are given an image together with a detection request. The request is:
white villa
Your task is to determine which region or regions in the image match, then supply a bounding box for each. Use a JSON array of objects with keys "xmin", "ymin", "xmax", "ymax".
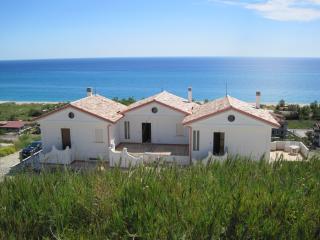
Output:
[{"xmin": 34, "ymin": 87, "xmax": 289, "ymax": 166}]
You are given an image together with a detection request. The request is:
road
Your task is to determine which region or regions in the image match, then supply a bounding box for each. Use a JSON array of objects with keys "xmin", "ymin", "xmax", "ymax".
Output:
[{"xmin": 0, "ymin": 152, "xmax": 20, "ymax": 180}]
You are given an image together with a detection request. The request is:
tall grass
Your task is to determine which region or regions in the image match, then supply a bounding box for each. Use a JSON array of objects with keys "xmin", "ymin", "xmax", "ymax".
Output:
[{"xmin": 0, "ymin": 156, "xmax": 320, "ymax": 239}]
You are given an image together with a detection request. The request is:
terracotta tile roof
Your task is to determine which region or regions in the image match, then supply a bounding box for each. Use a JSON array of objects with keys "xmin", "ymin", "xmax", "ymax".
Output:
[
  {"xmin": 35, "ymin": 95, "xmax": 127, "ymax": 123},
  {"xmin": 183, "ymin": 95, "xmax": 280, "ymax": 127},
  {"xmin": 0, "ymin": 121, "xmax": 25, "ymax": 129},
  {"xmin": 123, "ymin": 91, "xmax": 198, "ymax": 114},
  {"xmin": 70, "ymin": 95, "xmax": 127, "ymax": 123}
]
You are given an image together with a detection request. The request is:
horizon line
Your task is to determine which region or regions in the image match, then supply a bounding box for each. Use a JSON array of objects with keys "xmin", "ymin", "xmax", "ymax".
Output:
[{"xmin": 1, "ymin": 55, "xmax": 320, "ymax": 62}]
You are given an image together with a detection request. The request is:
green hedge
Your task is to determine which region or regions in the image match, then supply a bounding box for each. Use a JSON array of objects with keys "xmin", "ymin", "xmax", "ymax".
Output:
[{"xmin": 1, "ymin": 156, "xmax": 320, "ymax": 239}]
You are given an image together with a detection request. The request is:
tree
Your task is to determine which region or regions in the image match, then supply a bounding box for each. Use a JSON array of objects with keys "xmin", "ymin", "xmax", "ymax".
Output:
[
  {"xmin": 279, "ymin": 99, "xmax": 285, "ymax": 108},
  {"xmin": 298, "ymin": 106, "xmax": 311, "ymax": 120}
]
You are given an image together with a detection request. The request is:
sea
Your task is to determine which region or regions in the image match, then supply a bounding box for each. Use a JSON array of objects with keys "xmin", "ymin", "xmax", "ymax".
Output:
[{"xmin": 0, "ymin": 57, "xmax": 319, "ymax": 103}]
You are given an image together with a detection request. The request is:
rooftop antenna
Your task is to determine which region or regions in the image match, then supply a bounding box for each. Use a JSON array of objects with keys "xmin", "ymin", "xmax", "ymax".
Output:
[{"xmin": 225, "ymin": 80, "xmax": 228, "ymax": 96}]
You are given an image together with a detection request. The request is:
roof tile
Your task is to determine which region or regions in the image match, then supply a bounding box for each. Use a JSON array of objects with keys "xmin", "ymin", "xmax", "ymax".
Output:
[
  {"xmin": 71, "ymin": 95, "xmax": 127, "ymax": 123},
  {"xmin": 183, "ymin": 95, "xmax": 280, "ymax": 127},
  {"xmin": 123, "ymin": 91, "xmax": 198, "ymax": 114}
]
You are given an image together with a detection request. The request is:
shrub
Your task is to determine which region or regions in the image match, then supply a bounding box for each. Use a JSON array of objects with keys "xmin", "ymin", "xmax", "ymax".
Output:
[
  {"xmin": 28, "ymin": 109, "xmax": 42, "ymax": 117},
  {"xmin": 0, "ymin": 146, "xmax": 16, "ymax": 157}
]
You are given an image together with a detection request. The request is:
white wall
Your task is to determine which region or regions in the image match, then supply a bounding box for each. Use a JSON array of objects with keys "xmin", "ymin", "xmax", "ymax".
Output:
[
  {"xmin": 119, "ymin": 102, "xmax": 189, "ymax": 145},
  {"xmin": 186, "ymin": 109, "xmax": 272, "ymax": 161},
  {"xmin": 38, "ymin": 107, "xmax": 114, "ymax": 161}
]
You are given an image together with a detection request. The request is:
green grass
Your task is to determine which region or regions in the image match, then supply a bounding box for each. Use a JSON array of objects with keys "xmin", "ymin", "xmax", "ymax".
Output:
[
  {"xmin": 0, "ymin": 156, "xmax": 320, "ymax": 239},
  {"xmin": 0, "ymin": 146, "xmax": 16, "ymax": 157},
  {"xmin": 287, "ymin": 120, "xmax": 316, "ymax": 129},
  {"xmin": 0, "ymin": 102, "xmax": 64, "ymax": 121}
]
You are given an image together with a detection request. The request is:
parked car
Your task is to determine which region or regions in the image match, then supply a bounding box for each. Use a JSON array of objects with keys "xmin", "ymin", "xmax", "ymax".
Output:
[{"xmin": 21, "ymin": 141, "xmax": 42, "ymax": 159}]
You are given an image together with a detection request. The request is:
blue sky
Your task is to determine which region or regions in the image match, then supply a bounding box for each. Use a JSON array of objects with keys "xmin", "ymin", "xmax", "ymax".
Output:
[{"xmin": 0, "ymin": 0, "xmax": 320, "ymax": 60}]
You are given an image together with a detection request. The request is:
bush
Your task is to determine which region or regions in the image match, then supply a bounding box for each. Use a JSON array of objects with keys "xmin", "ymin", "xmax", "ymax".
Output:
[
  {"xmin": 0, "ymin": 157, "xmax": 320, "ymax": 239},
  {"xmin": 14, "ymin": 134, "xmax": 40, "ymax": 150},
  {"xmin": 28, "ymin": 109, "xmax": 42, "ymax": 117},
  {"xmin": 0, "ymin": 146, "xmax": 16, "ymax": 157}
]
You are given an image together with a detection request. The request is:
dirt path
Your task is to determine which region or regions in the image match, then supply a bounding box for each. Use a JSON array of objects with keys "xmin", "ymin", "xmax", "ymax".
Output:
[{"xmin": 0, "ymin": 152, "xmax": 20, "ymax": 180}]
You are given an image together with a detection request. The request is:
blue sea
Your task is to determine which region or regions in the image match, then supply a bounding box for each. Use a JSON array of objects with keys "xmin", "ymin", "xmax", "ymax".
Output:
[{"xmin": 0, "ymin": 57, "xmax": 319, "ymax": 103}]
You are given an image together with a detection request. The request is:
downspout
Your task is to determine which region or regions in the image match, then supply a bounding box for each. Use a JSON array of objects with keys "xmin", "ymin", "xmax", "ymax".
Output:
[
  {"xmin": 188, "ymin": 126, "xmax": 192, "ymax": 165},
  {"xmin": 107, "ymin": 124, "xmax": 112, "ymax": 148}
]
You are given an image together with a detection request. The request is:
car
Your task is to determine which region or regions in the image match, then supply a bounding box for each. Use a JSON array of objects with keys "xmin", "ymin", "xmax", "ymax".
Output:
[{"xmin": 21, "ymin": 141, "xmax": 42, "ymax": 159}]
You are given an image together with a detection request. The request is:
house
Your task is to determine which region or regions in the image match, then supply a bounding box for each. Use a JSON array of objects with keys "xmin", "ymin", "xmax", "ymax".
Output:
[
  {"xmin": 35, "ymin": 88, "xmax": 280, "ymax": 164},
  {"xmin": 183, "ymin": 92, "xmax": 279, "ymax": 160},
  {"xmin": 0, "ymin": 121, "xmax": 25, "ymax": 133}
]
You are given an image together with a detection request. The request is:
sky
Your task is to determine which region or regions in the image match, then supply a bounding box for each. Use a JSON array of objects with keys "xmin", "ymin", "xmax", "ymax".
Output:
[{"xmin": 0, "ymin": 0, "xmax": 320, "ymax": 60}]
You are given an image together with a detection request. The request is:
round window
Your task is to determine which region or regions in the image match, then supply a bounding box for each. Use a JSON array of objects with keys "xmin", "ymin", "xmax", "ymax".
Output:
[
  {"xmin": 228, "ymin": 115, "xmax": 235, "ymax": 122},
  {"xmin": 68, "ymin": 112, "xmax": 75, "ymax": 119},
  {"xmin": 151, "ymin": 107, "xmax": 158, "ymax": 113}
]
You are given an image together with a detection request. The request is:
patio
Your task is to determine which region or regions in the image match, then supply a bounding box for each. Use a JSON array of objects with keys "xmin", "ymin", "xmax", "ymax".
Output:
[
  {"xmin": 270, "ymin": 151, "xmax": 304, "ymax": 162},
  {"xmin": 116, "ymin": 143, "xmax": 189, "ymax": 156}
]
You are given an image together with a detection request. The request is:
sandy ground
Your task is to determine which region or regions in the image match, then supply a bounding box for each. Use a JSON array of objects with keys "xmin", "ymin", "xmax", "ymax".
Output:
[
  {"xmin": 0, "ymin": 101, "xmax": 61, "ymax": 104},
  {"xmin": 0, "ymin": 152, "xmax": 20, "ymax": 180}
]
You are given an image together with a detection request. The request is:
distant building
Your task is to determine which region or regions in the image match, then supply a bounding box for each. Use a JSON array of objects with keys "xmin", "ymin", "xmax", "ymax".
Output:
[
  {"xmin": 0, "ymin": 121, "xmax": 25, "ymax": 133},
  {"xmin": 313, "ymin": 122, "xmax": 320, "ymax": 147},
  {"xmin": 270, "ymin": 113, "xmax": 288, "ymax": 139}
]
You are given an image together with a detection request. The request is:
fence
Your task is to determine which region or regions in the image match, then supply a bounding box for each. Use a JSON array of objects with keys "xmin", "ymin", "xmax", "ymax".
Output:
[
  {"xmin": 271, "ymin": 141, "xmax": 309, "ymax": 158},
  {"xmin": 39, "ymin": 146, "xmax": 72, "ymax": 165},
  {"xmin": 13, "ymin": 150, "xmax": 42, "ymax": 171},
  {"xmin": 109, "ymin": 147, "xmax": 190, "ymax": 168}
]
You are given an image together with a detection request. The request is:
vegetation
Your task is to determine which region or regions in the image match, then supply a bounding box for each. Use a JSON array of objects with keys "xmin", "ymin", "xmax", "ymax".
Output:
[
  {"xmin": 113, "ymin": 97, "xmax": 136, "ymax": 106},
  {"xmin": 0, "ymin": 102, "xmax": 65, "ymax": 121},
  {"xmin": 275, "ymin": 100, "xmax": 320, "ymax": 121},
  {"xmin": 0, "ymin": 146, "xmax": 16, "ymax": 157},
  {"xmin": 287, "ymin": 120, "xmax": 316, "ymax": 129},
  {"xmin": 0, "ymin": 157, "xmax": 320, "ymax": 239}
]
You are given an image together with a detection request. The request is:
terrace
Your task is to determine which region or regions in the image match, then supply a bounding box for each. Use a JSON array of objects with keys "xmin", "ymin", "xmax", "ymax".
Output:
[
  {"xmin": 115, "ymin": 143, "xmax": 189, "ymax": 157},
  {"xmin": 269, "ymin": 141, "xmax": 309, "ymax": 162}
]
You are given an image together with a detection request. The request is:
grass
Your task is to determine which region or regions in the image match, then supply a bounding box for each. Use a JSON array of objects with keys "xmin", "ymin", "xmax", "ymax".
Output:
[
  {"xmin": 0, "ymin": 146, "xmax": 16, "ymax": 157},
  {"xmin": 0, "ymin": 156, "xmax": 320, "ymax": 239},
  {"xmin": 0, "ymin": 102, "xmax": 64, "ymax": 121},
  {"xmin": 287, "ymin": 120, "xmax": 316, "ymax": 129},
  {"xmin": 0, "ymin": 134, "xmax": 40, "ymax": 157}
]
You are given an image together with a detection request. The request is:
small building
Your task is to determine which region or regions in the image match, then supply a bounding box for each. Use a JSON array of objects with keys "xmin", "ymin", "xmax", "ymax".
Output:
[
  {"xmin": 0, "ymin": 121, "xmax": 25, "ymax": 133},
  {"xmin": 270, "ymin": 113, "xmax": 288, "ymax": 139},
  {"xmin": 35, "ymin": 88, "xmax": 280, "ymax": 164}
]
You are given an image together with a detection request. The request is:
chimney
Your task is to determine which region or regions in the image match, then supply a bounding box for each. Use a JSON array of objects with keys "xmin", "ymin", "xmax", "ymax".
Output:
[
  {"xmin": 188, "ymin": 87, "xmax": 192, "ymax": 103},
  {"xmin": 256, "ymin": 91, "xmax": 261, "ymax": 109},
  {"xmin": 87, "ymin": 87, "xmax": 93, "ymax": 97}
]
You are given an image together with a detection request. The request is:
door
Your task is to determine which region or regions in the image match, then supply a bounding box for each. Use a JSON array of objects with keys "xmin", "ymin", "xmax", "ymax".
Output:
[
  {"xmin": 142, "ymin": 123, "xmax": 151, "ymax": 143},
  {"xmin": 213, "ymin": 132, "xmax": 225, "ymax": 155},
  {"xmin": 61, "ymin": 128, "xmax": 71, "ymax": 149}
]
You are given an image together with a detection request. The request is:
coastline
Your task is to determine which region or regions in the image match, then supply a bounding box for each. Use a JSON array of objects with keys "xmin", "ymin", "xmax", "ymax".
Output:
[{"xmin": 0, "ymin": 101, "xmax": 63, "ymax": 105}]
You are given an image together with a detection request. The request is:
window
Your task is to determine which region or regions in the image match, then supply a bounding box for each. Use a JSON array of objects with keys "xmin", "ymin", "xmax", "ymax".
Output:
[
  {"xmin": 228, "ymin": 115, "xmax": 235, "ymax": 122},
  {"xmin": 193, "ymin": 130, "xmax": 200, "ymax": 151},
  {"xmin": 151, "ymin": 107, "xmax": 158, "ymax": 113},
  {"xmin": 95, "ymin": 129, "xmax": 104, "ymax": 143},
  {"xmin": 68, "ymin": 112, "xmax": 75, "ymax": 119},
  {"xmin": 124, "ymin": 121, "xmax": 130, "ymax": 139},
  {"xmin": 176, "ymin": 124, "xmax": 184, "ymax": 136}
]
